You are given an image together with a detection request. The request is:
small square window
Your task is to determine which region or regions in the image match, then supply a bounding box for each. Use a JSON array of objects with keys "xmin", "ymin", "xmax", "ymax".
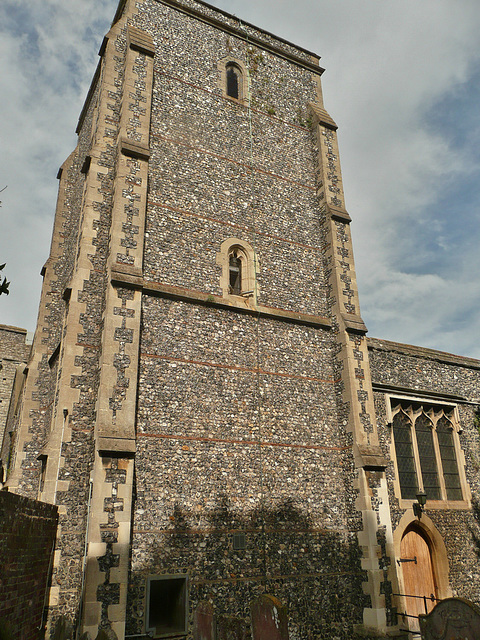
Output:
[{"xmin": 146, "ymin": 575, "xmax": 188, "ymax": 638}]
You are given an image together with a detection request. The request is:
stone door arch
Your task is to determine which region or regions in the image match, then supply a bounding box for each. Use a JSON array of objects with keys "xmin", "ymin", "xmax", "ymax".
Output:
[
  {"xmin": 400, "ymin": 526, "xmax": 437, "ymax": 631},
  {"xmin": 394, "ymin": 513, "xmax": 451, "ymax": 633}
]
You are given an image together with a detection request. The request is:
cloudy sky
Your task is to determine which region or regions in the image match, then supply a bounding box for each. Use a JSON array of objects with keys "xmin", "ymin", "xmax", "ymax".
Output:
[{"xmin": 1, "ymin": 0, "xmax": 480, "ymax": 357}]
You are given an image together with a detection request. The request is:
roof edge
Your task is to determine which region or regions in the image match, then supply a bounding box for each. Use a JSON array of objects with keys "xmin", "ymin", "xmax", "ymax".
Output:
[
  {"xmin": 114, "ymin": 0, "xmax": 322, "ymax": 63},
  {"xmin": 367, "ymin": 337, "xmax": 480, "ymax": 370}
]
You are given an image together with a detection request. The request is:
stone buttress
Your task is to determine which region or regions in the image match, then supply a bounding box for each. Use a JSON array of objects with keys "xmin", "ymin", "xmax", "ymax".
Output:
[
  {"xmin": 310, "ymin": 102, "xmax": 399, "ymax": 635},
  {"xmin": 81, "ymin": 17, "xmax": 155, "ymax": 640}
]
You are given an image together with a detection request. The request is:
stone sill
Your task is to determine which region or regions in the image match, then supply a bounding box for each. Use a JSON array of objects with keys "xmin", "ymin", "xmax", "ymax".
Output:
[{"xmin": 111, "ymin": 266, "xmax": 332, "ymax": 329}]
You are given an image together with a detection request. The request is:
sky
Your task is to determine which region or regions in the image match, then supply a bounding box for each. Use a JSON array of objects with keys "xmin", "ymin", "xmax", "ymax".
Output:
[{"xmin": 1, "ymin": 0, "xmax": 480, "ymax": 357}]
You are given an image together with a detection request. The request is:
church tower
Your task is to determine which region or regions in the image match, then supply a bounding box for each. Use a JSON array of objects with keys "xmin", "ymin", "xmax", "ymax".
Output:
[{"xmin": 4, "ymin": 1, "xmax": 400, "ymax": 637}]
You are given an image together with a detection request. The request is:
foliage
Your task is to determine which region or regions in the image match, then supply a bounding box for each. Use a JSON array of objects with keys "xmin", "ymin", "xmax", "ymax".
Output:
[{"xmin": 0, "ymin": 263, "xmax": 9, "ymax": 296}]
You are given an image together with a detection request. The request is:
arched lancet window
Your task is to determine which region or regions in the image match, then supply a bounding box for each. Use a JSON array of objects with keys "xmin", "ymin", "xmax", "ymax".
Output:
[
  {"xmin": 229, "ymin": 250, "xmax": 242, "ymax": 294},
  {"xmin": 226, "ymin": 63, "xmax": 242, "ymax": 100},
  {"xmin": 415, "ymin": 412, "xmax": 440, "ymax": 500},
  {"xmin": 217, "ymin": 238, "xmax": 258, "ymax": 300},
  {"xmin": 393, "ymin": 410, "xmax": 418, "ymax": 500},
  {"xmin": 436, "ymin": 415, "xmax": 462, "ymax": 501}
]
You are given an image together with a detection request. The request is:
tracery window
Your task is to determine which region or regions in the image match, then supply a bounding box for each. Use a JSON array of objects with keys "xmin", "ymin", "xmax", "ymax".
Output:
[{"xmin": 391, "ymin": 400, "xmax": 463, "ymax": 503}]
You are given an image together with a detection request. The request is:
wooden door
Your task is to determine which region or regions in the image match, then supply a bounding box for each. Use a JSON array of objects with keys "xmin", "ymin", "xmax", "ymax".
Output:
[{"xmin": 400, "ymin": 528, "xmax": 437, "ymax": 631}]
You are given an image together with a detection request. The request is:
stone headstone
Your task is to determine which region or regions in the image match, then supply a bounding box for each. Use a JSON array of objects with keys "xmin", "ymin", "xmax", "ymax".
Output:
[
  {"xmin": 94, "ymin": 629, "xmax": 118, "ymax": 640},
  {"xmin": 216, "ymin": 615, "xmax": 246, "ymax": 640},
  {"xmin": 419, "ymin": 597, "xmax": 480, "ymax": 640},
  {"xmin": 251, "ymin": 594, "xmax": 289, "ymax": 640},
  {"xmin": 193, "ymin": 602, "xmax": 215, "ymax": 640},
  {"xmin": 0, "ymin": 619, "xmax": 14, "ymax": 640},
  {"xmin": 52, "ymin": 616, "xmax": 74, "ymax": 640}
]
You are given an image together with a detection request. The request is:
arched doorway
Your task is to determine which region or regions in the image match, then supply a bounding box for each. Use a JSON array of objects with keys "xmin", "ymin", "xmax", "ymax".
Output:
[{"xmin": 399, "ymin": 525, "xmax": 437, "ymax": 631}]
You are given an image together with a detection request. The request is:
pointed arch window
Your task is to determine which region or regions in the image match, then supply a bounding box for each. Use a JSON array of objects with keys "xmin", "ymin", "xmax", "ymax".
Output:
[
  {"xmin": 437, "ymin": 415, "xmax": 462, "ymax": 501},
  {"xmin": 393, "ymin": 410, "xmax": 418, "ymax": 500},
  {"xmin": 217, "ymin": 238, "xmax": 259, "ymax": 300},
  {"xmin": 391, "ymin": 400, "xmax": 464, "ymax": 504}
]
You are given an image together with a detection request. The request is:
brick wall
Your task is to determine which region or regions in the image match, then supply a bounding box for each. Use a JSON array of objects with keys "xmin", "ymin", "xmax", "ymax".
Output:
[{"xmin": 0, "ymin": 491, "xmax": 58, "ymax": 639}]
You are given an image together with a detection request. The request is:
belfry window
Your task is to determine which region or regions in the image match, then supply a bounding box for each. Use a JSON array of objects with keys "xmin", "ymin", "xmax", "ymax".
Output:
[
  {"xmin": 217, "ymin": 237, "xmax": 258, "ymax": 300},
  {"xmin": 226, "ymin": 63, "xmax": 241, "ymax": 100},
  {"xmin": 391, "ymin": 400, "xmax": 463, "ymax": 503},
  {"xmin": 229, "ymin": 250, "xmax": 242, "ymax": 294}
]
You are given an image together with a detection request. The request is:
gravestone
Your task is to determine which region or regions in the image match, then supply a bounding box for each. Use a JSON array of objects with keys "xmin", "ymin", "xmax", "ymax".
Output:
[
  {"xmin": 216, "ymin": 615, "xmax": 246, "ymax": 640},
  {"xmin": 52, "ymin": 616, "xmax": 74, "ymax": 640},
  {"xmin": 193, "ymin": 602, "xmax": 215, "ymax": 640},
  {"xmin": 251, "ymin": 594, "xmax": 289, "ymax": 640},
  {"xmin": 419, "ymin": 597, "xmax": 480, "ymax": 640}
]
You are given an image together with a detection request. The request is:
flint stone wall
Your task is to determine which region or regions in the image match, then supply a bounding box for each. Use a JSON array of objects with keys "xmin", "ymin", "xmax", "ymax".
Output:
[
  {"xmin": 123, "ymin": 1, "xmax": 367, "ymax": 637},
  {"xmin": 368, "ymin": 337, "xmax": 480, "ymax": 606}
]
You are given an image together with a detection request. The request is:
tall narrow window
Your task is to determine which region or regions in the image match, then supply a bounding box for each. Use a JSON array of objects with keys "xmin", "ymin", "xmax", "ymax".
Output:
[
  {"xmin": 226, "ymin": 63, "xmax": 241, "ymax": 100},
  {"xmin": 217, "ymin": 238, "xmax": 258, "ymax": 300},
  {"xmin": 393, "ymin": 410, "xmax": 418, "ymax": 500},
  {"xmin": 437, "ymin": 415, "xmax": 462, "ymax": 501},
  {"xmin": 415, "ymin": 412, "xmax": 440, "ymax": 500},
  {"xmin": 229, "ymin": 250, "xmax": 242, "ymax": 294}
]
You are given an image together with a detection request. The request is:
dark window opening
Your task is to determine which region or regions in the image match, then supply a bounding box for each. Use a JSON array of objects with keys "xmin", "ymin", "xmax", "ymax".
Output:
[
  {"xmin": 229, "ymin": 251, "xmax": 242, "ymax": 294},
  {"xmin": 437, "ymin": 416, "xmax": 462, "ymax": 501},
  {"xmin": 226, "ymin": 64, "xmax": 240, "ymax": 99},
  {"xmin": 39, "ymin": 455, "xmax": 47, "ymax": 493},
  {"xmin": 393, "ymin": 411, "xmax": 418, "ymax": 500},
  {"xmin": 146, "ymin": 575, "xmax": 188, "ymax": 638}
]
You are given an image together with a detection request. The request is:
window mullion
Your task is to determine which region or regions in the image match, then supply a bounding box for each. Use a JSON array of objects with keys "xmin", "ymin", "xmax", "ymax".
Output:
[
  {"xmin": 432, "ymin": 416, "xmax": 447, "ymax": 501},
  {"xmin": 410, "ymin": 410, "xmax": 424, "ymax": 494}
]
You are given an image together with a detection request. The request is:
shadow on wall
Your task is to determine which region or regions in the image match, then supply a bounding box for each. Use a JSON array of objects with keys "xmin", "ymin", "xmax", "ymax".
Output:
[
  {"xmin": 126, "ymin": 493, "xmax": 368, "ymax": 639},
  {"xmin": 469, "ymin": 498, "xmax": 480, "ymax": 559}
]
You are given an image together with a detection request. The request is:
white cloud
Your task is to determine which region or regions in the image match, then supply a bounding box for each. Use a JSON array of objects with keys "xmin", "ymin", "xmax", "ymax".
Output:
[{"xmin": 0, "ymin": 0, "xmax": 118, "ymax": 328}]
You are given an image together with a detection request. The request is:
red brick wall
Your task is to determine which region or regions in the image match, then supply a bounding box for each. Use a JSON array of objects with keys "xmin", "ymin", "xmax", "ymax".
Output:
[{"xmin": 0, "ymin": 491, "xmax": 58, "ymax": 639}]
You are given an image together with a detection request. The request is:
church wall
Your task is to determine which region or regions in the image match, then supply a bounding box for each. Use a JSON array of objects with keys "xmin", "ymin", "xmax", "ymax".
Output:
[
  {"xmin": 42, "ymin": 57, "xmax": 123, "ymax": 626},
  {"xmin": 128, "ymin": 293, "xmax": 367, "ymax": 637},
  {"xmin": 368, "ymin": 338, "xmax": 480, "ymax": 607}
]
